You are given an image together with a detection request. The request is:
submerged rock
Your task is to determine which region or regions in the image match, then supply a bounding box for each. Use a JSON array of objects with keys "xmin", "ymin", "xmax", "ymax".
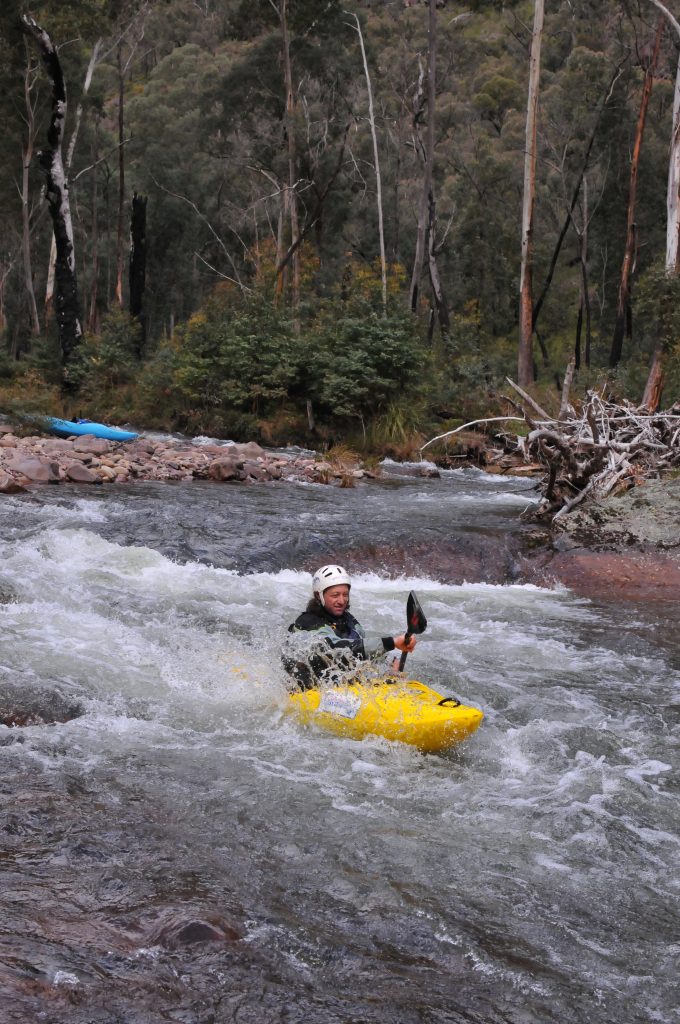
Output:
[
  {"xmin": 147, "ymin": 912, "xmax": 242, "ymax": 949},
  {"xmin": 0, "ymin": 680, "xmax": 83, "ymax": 728}
]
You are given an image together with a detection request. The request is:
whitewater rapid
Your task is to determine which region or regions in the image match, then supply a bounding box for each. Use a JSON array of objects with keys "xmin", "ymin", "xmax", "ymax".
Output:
[{"xmin": 0, "ymin": 471, "xmax": 677, "ymax": 1024}]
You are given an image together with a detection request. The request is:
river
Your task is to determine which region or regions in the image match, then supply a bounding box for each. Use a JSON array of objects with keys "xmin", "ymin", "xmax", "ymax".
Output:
[{"xmin": 0, "ymin": 465, "xmax": 677, "ymax": 1023}]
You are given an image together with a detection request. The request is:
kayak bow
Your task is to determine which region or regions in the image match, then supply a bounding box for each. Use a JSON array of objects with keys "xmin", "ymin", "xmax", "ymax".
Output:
[{"xmin": 288, "ymin": 675, "xmax": 483, "ymax": 753}]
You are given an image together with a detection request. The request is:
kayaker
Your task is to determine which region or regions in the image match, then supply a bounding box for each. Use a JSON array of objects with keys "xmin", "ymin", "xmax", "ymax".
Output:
[{"xmin": 283, "ymin": 564, "xmax": 416, "ymax": 689}]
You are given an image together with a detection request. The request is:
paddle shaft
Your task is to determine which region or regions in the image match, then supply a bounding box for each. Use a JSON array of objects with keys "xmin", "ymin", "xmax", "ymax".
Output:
[{"xmin": 398, "ymin": 634, "xmax": 412, "ymax": 672}]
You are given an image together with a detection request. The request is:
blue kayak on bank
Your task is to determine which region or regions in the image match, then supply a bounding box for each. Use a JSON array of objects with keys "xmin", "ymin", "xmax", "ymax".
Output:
[{"xmin": 46, "ymin": 417, "xmax": 139, "ymax": 442}]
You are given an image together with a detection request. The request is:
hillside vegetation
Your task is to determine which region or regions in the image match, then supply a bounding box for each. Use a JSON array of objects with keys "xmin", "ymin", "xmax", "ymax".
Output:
[{"xmin": 1, "ymin": 0, "xmax": 679, "ymax": 453}]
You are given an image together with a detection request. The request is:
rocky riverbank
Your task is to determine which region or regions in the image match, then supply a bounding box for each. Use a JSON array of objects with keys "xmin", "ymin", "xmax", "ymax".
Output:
[
  {"xmin": 527, "ymin": 476, "xmax": 680, "ymax": 602},
  {"xmin": 0, "ymin": 426, "xmax": 373, "ymax": 492}
]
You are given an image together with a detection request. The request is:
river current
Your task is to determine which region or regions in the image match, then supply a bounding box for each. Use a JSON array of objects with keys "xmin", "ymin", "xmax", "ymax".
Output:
[{"xmin": 0, "ymin": 465, "xmax": 677, "ymax": 1023}]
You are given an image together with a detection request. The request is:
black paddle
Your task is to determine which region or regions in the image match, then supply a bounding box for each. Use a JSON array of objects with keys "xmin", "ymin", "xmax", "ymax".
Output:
[{"xmin": 398, "ymin": 591, "xmax": 427, "ymax": 671}]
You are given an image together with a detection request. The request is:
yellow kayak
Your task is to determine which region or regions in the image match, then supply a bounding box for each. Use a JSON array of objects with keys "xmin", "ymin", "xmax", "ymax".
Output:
[{"xmin": 288, "ymin": 675, "xmax": 483, "ymax": 754}]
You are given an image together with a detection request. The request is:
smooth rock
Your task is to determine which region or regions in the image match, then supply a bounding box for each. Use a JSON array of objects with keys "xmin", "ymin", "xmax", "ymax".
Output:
[
  {"xmin": 72, "ymin": 436, "xmax": 112, "ymax": 454},
  {"xmin": 8, "ymin": 456, "xmax": 60, "ymax": 483},
  {"xmin": 134, "ymin": 440, "xmax": 157, "ymax": 455},
  {"xmin": 208, "ymin": 457, "xmax": 243, "ymax": 481},
  {"xmin": 243, "ymin": 460, "xmax": 270, "ymax": 481},
  {"xmin": 41, "ymin": 438, "xmax": 74, "ymax": 452},
  {"xmin": 234, "ymin": 441, "xmax": 265, "ymax": 460},
  {"xmin": 65, "ymin": 462, "xmax": 99, "ymax": 483}
]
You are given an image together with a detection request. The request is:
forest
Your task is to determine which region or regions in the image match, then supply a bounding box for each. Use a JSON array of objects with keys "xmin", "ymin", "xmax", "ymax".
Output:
[{"xmin": 2, "ymin": 0, "xmax": 680, "ymax": 454}]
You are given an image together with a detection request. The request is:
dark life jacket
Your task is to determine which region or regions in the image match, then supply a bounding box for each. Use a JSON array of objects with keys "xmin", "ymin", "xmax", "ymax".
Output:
[{"xmin": 283, "ymin": 607, "xmax": 367, "ymax": 689}]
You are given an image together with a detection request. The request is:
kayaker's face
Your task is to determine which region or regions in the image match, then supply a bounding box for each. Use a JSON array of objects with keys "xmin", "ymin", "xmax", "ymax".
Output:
[{"xmin": 322, "ymin": 584, "xmax": 350, "ymax": 616}]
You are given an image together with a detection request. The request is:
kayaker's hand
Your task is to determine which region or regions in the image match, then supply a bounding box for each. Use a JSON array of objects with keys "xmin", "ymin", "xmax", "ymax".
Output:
[{"xmin": 394, "ymin": 633, "xmax": 417, "ymax": 653}]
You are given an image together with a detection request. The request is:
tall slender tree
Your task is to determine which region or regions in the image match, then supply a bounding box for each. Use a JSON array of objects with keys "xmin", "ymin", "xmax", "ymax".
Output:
[
  {"xmin": 642, "ymin": 0, "xmax": 680, "ymax": 409},
  {"xmin": 20, "ymin": 41, "xmax": 42, "ymax": 338},
  {"xmin": 21, "ymin": 15, "xmax": 82, "ymax": 377},
  {"xmin": 609, "ymin": 17, "xmax": 664, "ymax": 369},
  {"xmin": 518, "ymin": 0, "xmax": 544, "ymax": 388},
  {"xmin": 347, "ymin": 11, "xmax": 387, "ymax": 315}
]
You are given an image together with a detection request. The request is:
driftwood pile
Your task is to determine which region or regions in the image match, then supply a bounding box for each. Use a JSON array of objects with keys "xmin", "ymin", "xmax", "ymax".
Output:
[{"xmin": 422, "ymin": 377, "xmax": 680, "ymax": 521}]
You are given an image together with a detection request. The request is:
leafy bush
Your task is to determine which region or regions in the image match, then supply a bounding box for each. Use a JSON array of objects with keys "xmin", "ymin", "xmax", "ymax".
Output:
[
  {"xmin": 172, "ymin": 288, "xmax": 301, "ymax": 435},
  {"xmin": 305, "ymin": 305, "xmax": 427, "ymax": 425},
  {"xmin": 71, "ymin": 310, "xmax": 142, "ymax": 397}
]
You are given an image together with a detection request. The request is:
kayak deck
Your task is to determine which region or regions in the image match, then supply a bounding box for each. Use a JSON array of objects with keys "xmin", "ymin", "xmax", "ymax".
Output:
[{"xmin": 288, "ymin": 676, "xmax": 483, "ymax": 753}]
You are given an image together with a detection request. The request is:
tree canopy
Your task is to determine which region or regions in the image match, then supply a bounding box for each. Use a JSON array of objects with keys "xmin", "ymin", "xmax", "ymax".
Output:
[{"xmin": 1, "ymin": 0, "xmax": 679, "ymax": 449}]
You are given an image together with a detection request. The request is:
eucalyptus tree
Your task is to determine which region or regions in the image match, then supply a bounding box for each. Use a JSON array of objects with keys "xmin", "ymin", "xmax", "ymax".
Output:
[
  {"xmin": 641, "ymin": 0, "xmax": 680, "ymax": 409},
  {"xmin": 609, "ymin": 17, "xmax": 664, "ymax": 369},
  {"xmin": 21, "ymin": 15, "xmax": 83, "ymax": 378},
  {"xmin": 211, "ymin": 0, "xmax": 356, "ymax": 301},
  {"xmin": 517, "ymin": 0, "xmax": 544, "ymax": 387}
]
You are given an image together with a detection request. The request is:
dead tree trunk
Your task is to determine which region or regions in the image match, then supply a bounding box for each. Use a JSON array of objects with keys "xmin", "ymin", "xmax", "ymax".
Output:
[
  {"xmin": 21, "ymin": 17, "xmax": 82, "ymax": 376},
  {"xmin": 518, "ymin": 0, "xmax": 544, "ymax": 388},
  {"xmin": 129, "ymin": 192, "xmax": 147, "ymax": 358},
  {"xmin": 610, "ymin": 17, "xmax": 663, "ymax": 368}
]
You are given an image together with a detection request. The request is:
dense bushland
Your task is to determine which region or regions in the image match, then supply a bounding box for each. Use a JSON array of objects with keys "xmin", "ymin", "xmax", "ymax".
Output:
[{"xmin": 1, "ymin": 0, "xmax": 679, "ymax": 453}]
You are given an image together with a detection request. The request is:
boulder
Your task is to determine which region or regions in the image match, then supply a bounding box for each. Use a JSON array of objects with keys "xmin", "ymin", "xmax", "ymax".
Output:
[
  {"xmin": 197, "ymin": 443, "xmax": 232, "ymax": 455},
  {"xmin": 8, "ymin": 456, "xmax": 59, "ymax": 483},
  {"xmin": 72, "ymin": 435, "xmax": 112, "ymax": 455},
  {"xmin": 0, "ymin": 435, "xmax": 18, "ymax": 448},
  {"xmin": 243, "ymin": 461, "xmax": 271, "ymax": 481},
  {"xmin": 208, "ymin": 456, "xmax": 243, "ymax": 481},
  {"xmin": 0, "ymin": 471, "xmax": 25, "ymax": 494},
  {"xmin": 41, "ymin": 438, "xmax": 74, "ymax": 453},
  {"xmin": 234, "ymin": 441, "xmax": 265, "ymax": 460},
  {"xmin": 65, "ymin": 461, "xmax": 99, "ymax": 483},
  {"xmin": 133, "ymin": 440, "xmax": 156, "ymax": 455}
]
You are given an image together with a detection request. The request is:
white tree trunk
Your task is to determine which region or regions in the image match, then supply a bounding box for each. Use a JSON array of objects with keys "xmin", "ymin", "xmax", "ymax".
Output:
[
  {"xmin": 666, "ymin": 51, "xmax": 680, "ymax": 269},
  {"xmin": 642, "ymin": 0, "xmax": 680, "ymax": 410},
  {"xmin": 349, "ymin": 13, "xmax": 387, "ymax": 314},
  {"xmin": 45, "ymin": 38, "xmax": 102, "ymax": 315},
  {"xmin": 22, "ymin": 16, "xmax": 83, "ymax": 370},
  {"xmin": 518, "ymin": 0, "xmax": 545, "ymax": 388}
]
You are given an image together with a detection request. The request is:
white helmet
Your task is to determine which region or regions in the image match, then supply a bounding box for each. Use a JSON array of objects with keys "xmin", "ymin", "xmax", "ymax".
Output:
[{"xmin": 312, "ymin": 564, "xmax": 351, "ymax": 598}]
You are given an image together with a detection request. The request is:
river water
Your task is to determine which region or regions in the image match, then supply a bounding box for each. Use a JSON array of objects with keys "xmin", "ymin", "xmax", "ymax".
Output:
[{"xmin": 0, "ymin": 466, "xmax": 677, "ymax": 1024}]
